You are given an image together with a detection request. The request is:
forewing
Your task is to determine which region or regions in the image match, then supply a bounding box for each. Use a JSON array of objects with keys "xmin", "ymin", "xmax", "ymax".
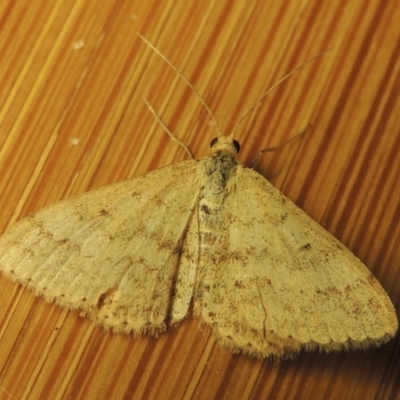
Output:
[
  {"xmin": 0, "ymin": 160, "xmax": 202, "ymax": 334},
  {"xmin": 196, "ymin": 166, "xmax": 398, "ymax": 358}
]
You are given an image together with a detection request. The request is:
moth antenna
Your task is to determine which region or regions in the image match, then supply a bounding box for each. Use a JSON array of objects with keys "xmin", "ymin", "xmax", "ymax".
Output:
[
  {"xmin": 144, "ymin": 98, "xmax": 195, "ymax": 159},
  {"xmin": 139, "ymin": 34, "xmax": 223, "ymax": 137},
  {"xmin": 230, "ymin": 48, "xmax": 332, "ymax": 138}
]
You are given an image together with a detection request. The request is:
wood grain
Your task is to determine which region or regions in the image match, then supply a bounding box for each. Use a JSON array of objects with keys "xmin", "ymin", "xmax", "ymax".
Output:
[{"xmin": 0, "ymin": 1, "xmax": 399, "ymax": 399}]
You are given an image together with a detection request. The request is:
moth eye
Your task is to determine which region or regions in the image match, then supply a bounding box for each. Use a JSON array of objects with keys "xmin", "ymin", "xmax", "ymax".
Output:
[
  {"xmin": 233, "ymin": 140, "xmax": 241, "ymax": 153},
  {"xmin": 209, "ymin": 137, "xmax": 241, "ymax": 153},
  {"xmin": 210, "ymin": 137, "xmax": 218, "ymax": 148}
]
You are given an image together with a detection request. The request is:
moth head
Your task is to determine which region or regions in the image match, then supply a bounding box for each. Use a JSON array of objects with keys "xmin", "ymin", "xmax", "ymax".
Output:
[{"xmin": 210, "ymin": 136, "xmax": 240, "ymax": 155}]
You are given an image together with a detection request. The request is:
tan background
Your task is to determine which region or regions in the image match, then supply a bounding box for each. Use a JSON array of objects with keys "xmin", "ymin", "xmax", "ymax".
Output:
[{"xmin": 0, "ymin": 1, "xmax": 399, "ymax": 399}]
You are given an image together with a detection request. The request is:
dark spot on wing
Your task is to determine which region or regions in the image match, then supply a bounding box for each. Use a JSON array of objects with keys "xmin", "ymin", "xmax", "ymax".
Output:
[
  {"xmin": 201, "ymin": 204, "xmax": 211, "ymax": 214},
  {"xmin": 97, "ymin": 287, "xmax": 118, "ymax": 309},
  {"xmin": 99, "ymin": 209, "xmax": 110, "ymax": 216}
]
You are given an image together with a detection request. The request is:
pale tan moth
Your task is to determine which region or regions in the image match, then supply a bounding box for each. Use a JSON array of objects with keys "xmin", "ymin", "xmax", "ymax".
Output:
[{"xmin": 0, "ymin": 36, "xmax": 397, "ymax": 358}]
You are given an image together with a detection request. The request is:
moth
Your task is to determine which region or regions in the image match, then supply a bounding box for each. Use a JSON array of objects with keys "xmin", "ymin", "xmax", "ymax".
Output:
[{"xmin": 0, "ymin": 37, "xmax": 397, "ymax": 358}]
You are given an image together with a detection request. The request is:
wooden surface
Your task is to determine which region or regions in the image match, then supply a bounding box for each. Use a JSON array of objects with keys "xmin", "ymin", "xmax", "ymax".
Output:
[{"xmin": 0, "ymin": 1, "xmax": 399, "ymax": 399}]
